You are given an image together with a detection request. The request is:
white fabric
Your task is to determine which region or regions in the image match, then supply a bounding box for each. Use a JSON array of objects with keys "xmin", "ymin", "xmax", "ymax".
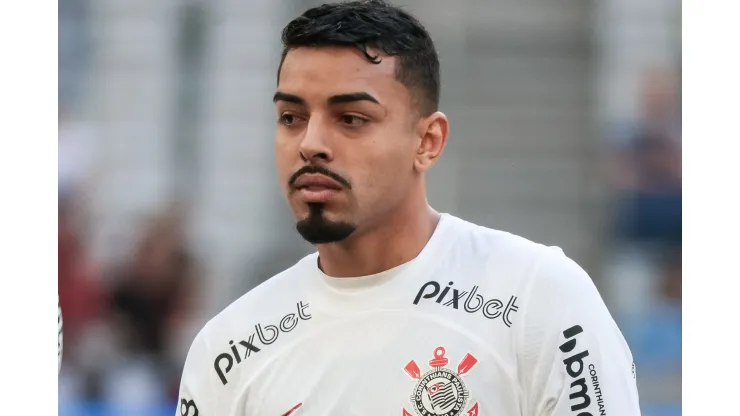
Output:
[
  {"xmin": 58, "ymin": 297, "xmax": 63, "ymax": 374},
  {"xmin": 177, "ymin": 214, "xmax": 640, "ymax": 416}
]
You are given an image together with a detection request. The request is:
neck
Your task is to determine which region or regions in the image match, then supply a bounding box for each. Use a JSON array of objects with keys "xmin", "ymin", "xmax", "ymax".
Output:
[{"xmin": 316, "ymin": 198, "xmax": 440, "ymax": 278}]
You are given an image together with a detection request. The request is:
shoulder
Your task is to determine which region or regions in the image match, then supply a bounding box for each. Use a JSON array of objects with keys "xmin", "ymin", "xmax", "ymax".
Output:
[
  {"xmin": 447, "ymin": 215, "xmax": 547, "ymax": 253},
  {"xmin": 445, "ymin": 215, "xmax": 604, "ymax": 317},
  {"xmin": 445, "ymin": 215, "xmax": 594, "ymax": 288},
  {"xmin": 514, "ymin": 245, "xmax": 620, "ymax": 357},
  {"xmin": 203, "ymin": 252, "xmax": 319, "ymax": 338},
  {"xmin": 524, "ymin": 248, "xmax": 604, "ymax": 317},
  {"xmin": 438, "ymin": 216, "xmax": 588, "ymax": 326},
  {"xmin": 183, "ymin": 253, "xmax": 319, "ymax": 388},
  {"xmin": 445, "ymin": 215, "xmax": 556, "ymax": 282}
]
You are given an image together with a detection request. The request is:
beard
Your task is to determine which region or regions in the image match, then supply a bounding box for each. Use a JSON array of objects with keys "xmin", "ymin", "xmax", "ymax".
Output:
[{"xmin": 295, "ymin": 203, "xmax": 356, "ymax": 245}]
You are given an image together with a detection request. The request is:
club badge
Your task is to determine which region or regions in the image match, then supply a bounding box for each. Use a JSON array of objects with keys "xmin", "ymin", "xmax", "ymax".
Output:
[{"xmin": 402, "ymin": 346, "xmax": 479, "ymax": 416}]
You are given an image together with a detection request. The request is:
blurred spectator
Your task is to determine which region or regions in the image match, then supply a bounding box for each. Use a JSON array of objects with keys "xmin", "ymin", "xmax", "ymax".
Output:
[
  {"xmin": 104, "ymin": 205, "xmax": 201, "ymax": 402},
  {"xmin": 610, "ymin": 66, "xmax": 682, "ymax": 247},
  {"xmin": 624, "ymin": 247, "xmax": 681, "ymax": 367},
  {"xmin": 59, "ymin": 109, "xmax": 110, "ymax": 407},
  {"xmin": 604, "ymin": 65, "xmax": 681, "ymax": 415},
  {"xmin": 621, "ymin": 246, "xmax": 681, "ymax": 414},
  {"xmin": 60, "ymin": 202, "xmax": 202, "ymax": 413},
  {"xmin": 59, "ymin": 105, "xmax": 104, "ymax": 370},
  {"xmin": 58, "ymin": 199, "xmax": 106, "ymax": 358}
]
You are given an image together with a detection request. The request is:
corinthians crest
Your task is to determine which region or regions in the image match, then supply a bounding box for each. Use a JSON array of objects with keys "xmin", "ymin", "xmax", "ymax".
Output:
[{"xmin": 402, "ymin": 347, "xmax": 479, "ymax": 416}]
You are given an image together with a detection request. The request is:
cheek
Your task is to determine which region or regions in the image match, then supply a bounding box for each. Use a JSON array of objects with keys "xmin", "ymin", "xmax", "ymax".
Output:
[
  {"xmin": 355, "ymin": 154, "xmax": 409, "ymax": 200},
  {"xmin": 275, "ymin": 138, "xmax": 296, "ymax": 182}
]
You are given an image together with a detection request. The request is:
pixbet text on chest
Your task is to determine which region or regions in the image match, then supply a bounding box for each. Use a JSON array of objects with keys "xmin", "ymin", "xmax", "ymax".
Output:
[
  {"xmin": 413, "ymin": 281, "xmax": 519, "ymax": 327},
  {"xmin": 213, "ymin": 301, "xmax": 312, "ymax": 385}
]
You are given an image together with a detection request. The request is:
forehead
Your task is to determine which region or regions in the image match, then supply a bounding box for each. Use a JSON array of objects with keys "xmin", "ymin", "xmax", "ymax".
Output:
[{"xmin": 278, "ymin": 46, "xmax": 409, "ymax": 105}]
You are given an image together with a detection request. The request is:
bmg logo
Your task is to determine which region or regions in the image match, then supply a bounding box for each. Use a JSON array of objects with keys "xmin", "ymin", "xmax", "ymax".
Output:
[
  {"xmin": 559, "ymin": 325, "xmax": 593, "ymax": 416},
  {"xmin": 180, "ymin": 398, "xmax": 198, "ymax": 416}
]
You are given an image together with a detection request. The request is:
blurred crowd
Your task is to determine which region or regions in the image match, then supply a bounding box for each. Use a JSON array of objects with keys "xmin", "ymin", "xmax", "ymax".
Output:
[
  {"xmin": 604, "ymin": 66, "xmax": 682, "ymax": 414},
  {"xmin": 609, "ymin": 66, "xmax": 681, "ymax": 250},
  {"xmin": 59, "ymin": 123, "xmax": 202, "ymax": 412}
]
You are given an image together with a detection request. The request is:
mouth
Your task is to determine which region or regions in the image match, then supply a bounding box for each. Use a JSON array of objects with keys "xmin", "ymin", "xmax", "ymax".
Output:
[{"xmin": 292, "ymin": 174, "xmax": 343, "ymax": 203}]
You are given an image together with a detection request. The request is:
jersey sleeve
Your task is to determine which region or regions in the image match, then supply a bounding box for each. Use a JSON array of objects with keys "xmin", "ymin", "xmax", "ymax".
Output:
[
  {"xmin": 518, "ymin": 248, "xmax": 641, "ymax": 416},
  {"xmin": 177, "ymin": 325, "xmax": 217, "ymax": 416}
]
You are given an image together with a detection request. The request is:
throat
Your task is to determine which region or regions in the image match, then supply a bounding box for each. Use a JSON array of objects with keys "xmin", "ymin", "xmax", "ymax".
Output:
[{"xmin": 317, "ymin": 208, "xmax": 441, "ymax": 278}]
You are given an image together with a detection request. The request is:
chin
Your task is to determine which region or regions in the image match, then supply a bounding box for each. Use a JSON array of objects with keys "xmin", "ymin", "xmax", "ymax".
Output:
[
  {"xmin": 293, "ymin": 201, "xmax": 335, "ymax": 219},
  {"xmin": 292, "ymin": 202, "xmax": 357, "ymax": 244}
]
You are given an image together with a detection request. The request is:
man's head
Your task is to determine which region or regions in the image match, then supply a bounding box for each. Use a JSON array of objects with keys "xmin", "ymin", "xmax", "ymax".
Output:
[{"xmin": 274, "ymin": 0, "xmax": 449, "ymax": 245}]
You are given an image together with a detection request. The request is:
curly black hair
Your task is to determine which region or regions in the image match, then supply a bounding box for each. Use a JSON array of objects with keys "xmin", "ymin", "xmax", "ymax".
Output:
[{"xmin": 278, "ymin": 0, "xmax": 440, "ymax": 116}]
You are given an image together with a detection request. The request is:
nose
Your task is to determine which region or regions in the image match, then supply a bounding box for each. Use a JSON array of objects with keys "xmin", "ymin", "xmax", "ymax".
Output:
[{"xmin": 299, "ymin": 117, "xmax": 333, "ymax": 163}]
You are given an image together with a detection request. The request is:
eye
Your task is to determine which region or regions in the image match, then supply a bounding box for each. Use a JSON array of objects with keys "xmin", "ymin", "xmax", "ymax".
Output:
[
  {"xmin": 279, "ymin": 113, "xmax": 304, "ymax": 126},
  {"xmin": 339, "ymin": 114, "xmax": 368, "ymax": 126}
]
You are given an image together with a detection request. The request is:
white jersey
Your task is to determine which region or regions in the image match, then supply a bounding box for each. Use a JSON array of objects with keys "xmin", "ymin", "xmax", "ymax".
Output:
[{"xmin": 177, "ymin": 214, "xmax": 640, "ymax": 416}]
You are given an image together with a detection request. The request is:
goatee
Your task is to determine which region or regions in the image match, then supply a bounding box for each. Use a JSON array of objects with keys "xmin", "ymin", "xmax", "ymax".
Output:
[{"xmin": 296, "ymin": 203, "xmax": 356, "ymax": 244}]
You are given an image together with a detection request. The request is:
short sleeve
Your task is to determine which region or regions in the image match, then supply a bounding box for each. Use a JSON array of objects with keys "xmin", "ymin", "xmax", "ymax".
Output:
[
  {"xmin": 177, "ymin": 326, "xmax": 217, "ymax": 416},
  {"xmin": 518, "ymin": 248, "xmax": 641, "ymax": 416}
]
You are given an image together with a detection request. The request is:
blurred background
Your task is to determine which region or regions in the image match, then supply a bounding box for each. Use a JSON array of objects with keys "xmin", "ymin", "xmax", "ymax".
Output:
[{"xmin": 58, "ymin": 0, "xmax": 681, "ymax": 415}]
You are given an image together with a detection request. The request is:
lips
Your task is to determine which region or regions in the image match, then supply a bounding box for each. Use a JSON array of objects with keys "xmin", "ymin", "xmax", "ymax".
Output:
[
  {"xmin": 292, "ymin": 174, "xmax": 343, "ymax": 203},
  {"xmin": 292, "ymin": 174, "xmax": 343, "ymax": 190}
]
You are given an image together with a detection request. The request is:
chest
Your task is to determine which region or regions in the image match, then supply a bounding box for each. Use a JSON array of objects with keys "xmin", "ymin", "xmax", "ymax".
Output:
[{"xmin": 229, "ymin": 309, "xmax": 523, "ymax": 416}]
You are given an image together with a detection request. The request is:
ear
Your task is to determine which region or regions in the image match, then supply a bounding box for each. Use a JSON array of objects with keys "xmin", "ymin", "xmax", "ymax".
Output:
[{"xmin": 414, "ymin": 112, "xmax": 449, "ymax": 173}]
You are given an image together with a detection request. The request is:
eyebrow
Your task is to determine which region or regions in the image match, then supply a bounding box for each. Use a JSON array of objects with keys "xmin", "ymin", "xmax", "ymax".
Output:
[
  {"xmin": 327, "ymin": 92, "xmax": 380, "ymax": 105},
  {"xmin": 272, "ymin": 91, "xmax": 381, "ymax": 106},
  {"xmin": 273, "ymin": 92, "xmax": 305, "ymax": 105}
]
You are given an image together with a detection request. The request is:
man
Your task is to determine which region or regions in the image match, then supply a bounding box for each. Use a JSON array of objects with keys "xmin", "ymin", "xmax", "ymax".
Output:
[{"xmin": 177, "ymin": 1, "xmax": 641, "ymax": 415}]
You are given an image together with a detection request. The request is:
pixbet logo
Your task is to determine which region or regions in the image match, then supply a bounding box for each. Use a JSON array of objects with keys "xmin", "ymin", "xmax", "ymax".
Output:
[
  {"xmin": 413, "ymin": 281, "xmax": 519, "ymax": 327},
  {"xmin": 214, "ymin": 301, "xmax": 311, "ymax": 385},
  {"xmin": 559, "ymin": 325, "xmax": 594, "ymax": 416}
]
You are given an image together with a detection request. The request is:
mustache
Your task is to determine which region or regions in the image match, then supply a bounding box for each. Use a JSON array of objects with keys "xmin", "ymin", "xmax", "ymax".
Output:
[{"xmin": 289, "ymin": 165, "xmax": 352, "ymax": 189}]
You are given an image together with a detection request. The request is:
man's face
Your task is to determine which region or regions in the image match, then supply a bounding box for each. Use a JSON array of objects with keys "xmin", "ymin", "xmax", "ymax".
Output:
[{"xmin": 274, "ymin": 47, "xmax": 419, "ymax": 244}]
